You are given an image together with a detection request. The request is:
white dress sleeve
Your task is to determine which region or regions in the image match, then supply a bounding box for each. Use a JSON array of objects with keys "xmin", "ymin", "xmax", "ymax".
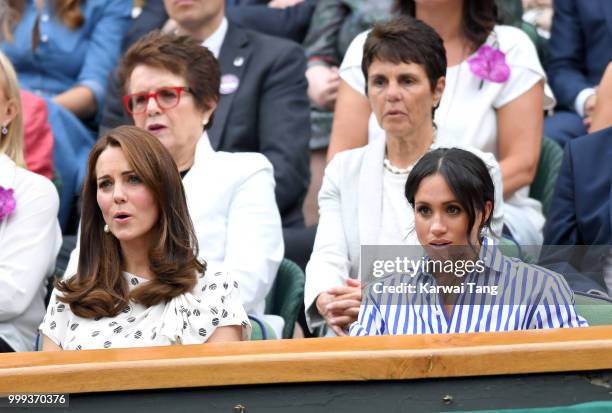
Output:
[
  {"xmin": 338, "ymin": 30, "xmax": 370, "ymax": 96},
  {"xmin": 39, "ymin": 289, "xmax": 72, "ymax": 348},
  {"xmin": 492, "ymin": 26, "xmax": 555, "ymax": 110}
]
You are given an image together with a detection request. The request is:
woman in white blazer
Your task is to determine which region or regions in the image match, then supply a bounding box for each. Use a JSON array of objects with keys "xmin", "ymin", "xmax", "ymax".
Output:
[
  {"xmin": 66, "ymin": 32, "xmax": 283, "ymax": 332},
  {"xmin": 0, "ymin": 52, "xmax": 61, "ymax": 352},
  {"xmin": 305, "ymin": 16, "xmax": 506, "ymax": 335}
]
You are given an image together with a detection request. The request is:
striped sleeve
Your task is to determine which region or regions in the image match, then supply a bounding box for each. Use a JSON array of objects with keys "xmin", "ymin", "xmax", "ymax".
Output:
[
  {"xmin": 349, "ymin": 287, "xmax": 385, "ymax": 336},
  {"xmin": 531, "ymin": 272, "xmax": 589, "ymax": 329}
]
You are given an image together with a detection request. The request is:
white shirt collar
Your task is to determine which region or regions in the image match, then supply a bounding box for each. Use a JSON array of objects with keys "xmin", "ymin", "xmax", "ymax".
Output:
[{"xmin": 201, "ymin": 17, "xmax": 228, "ymax": 58}]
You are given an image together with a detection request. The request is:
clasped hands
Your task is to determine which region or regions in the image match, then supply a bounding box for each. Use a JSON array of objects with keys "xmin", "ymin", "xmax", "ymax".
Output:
[{"xmin": 315, "ymin": 278, "xmax": 362, "ymax": 336}]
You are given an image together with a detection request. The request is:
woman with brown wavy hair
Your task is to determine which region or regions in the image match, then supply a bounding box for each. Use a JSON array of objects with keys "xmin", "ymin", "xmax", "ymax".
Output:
[{"xmin": 39, "ymin": 126, "xmax": 250, "ymax": 351}]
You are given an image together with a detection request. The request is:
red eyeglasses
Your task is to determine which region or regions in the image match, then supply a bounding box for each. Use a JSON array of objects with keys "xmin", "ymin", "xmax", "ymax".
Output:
[{"xmin": 123, "ymin": 86, "xmax": 191, "ymax": 115}]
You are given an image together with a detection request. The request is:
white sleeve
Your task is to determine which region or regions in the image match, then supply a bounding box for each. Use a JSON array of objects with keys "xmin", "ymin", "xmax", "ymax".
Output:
[
  {"xmin": 0, "ymin": 173, "xmax": 61, "ymax": 320},
  {"xmin": 39, "ymin": 289, "xmax": 71, "ymax": 348},
  {"xmin": 304, "ymin": 157, "xmax": 351, "ymax": 329},
  {"xmin": 339, "ymin": 31, "xmax": 370, "ymax": 97},
  {"xmin": 493, "ymin": 26, "xmax": 555, "ymax": 110},
  {"xmin": 214, "ymin": 270, "xmax": 252, "ymax": 341},
  {"xmin": 574, "ymin": 88, "xmax": 596, "ymax": 117},
  {"xmin": 223, "ymin": 157, "xmax": 283, "ymax": 315}
]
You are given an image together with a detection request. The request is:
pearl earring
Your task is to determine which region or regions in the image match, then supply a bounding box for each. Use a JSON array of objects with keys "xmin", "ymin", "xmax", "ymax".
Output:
[
  {"xmin": 1, "ymin": 125, "xmax": 7, "ymax": 135},
  {"xmin": 202, "ymin": 118, "xmax": 208, "ymax": 127},
  {"xmin": 104, "ymin": 224, "xmax": 110, "ymax": 233}
]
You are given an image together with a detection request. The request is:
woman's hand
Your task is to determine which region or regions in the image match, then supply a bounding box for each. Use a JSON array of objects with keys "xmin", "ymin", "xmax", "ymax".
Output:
[
  {"xmin": 306, "ymin": 65, "xmax": 340, "ymax": 111},
  {"xmin": 316, "ymin": 279, "xmax": 362, "ymax": 336}
]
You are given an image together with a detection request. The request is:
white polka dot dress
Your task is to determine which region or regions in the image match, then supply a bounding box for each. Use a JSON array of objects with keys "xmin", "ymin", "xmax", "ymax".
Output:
[{"xmin": 39, "ymin": 263, "xmax": 251, "ymax": 350}]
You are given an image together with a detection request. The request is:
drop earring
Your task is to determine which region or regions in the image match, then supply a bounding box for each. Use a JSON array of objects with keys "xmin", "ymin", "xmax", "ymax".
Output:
[
  {"xmin": 104, "ymin": 224, "xmax": 110, "ymax": 233},
  {"xmin": 1, "ymin": 125, "xmax": 7, "ymax": 135}
]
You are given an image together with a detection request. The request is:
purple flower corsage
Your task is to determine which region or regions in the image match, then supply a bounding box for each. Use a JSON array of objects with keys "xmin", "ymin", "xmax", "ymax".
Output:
[
  {"xmin": 467, "ymin": 44, "xmax": 510, "ymax": 89},
  {"xmin": 0, "ymin": 186, "xmax": 16, "ymax": 221}
]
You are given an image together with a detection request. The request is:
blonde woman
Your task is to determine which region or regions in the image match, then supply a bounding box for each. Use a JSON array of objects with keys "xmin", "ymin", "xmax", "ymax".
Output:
[{"xmin": 0, "ymin": 51, "xmax": 61, "ymax": 352}]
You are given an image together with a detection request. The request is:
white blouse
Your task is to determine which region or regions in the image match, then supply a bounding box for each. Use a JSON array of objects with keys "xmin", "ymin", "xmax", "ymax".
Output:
[
  {"xmin": 339, "ymin": 25, "xmax": 554, "ymax": 245},
  {"xmin": 40, "ymin": 263, "xmax": 251, "ymax": 350}
]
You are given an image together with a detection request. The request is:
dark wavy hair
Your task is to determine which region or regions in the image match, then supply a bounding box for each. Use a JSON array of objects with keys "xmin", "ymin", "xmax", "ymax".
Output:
[
  {"xmin": 393, "ymin": 0, "xmax": 499, "ymax": 51},
  {"xmin": 119, "ymin": 31, "xmax": 221, "ymax": 130},
  {"xmin": 56, "ymin": 126, "xmax": 205, "ymax": 318},
  {"xmin": 405, "ymin": 148, "xmax": 495, "ymax": 244}
]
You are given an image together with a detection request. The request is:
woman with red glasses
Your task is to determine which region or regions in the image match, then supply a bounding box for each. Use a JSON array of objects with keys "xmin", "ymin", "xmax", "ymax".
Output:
[{"xmin": 64, "ymin": 31, "xmax": 285, "ymax": 338}]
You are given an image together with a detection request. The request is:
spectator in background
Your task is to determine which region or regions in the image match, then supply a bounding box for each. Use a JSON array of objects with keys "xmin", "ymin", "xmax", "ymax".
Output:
[
  {"xmin": 544, "ymin": 0, "xmax": 612, "ymax": 146},
  {"xmin": 0, "ymin": 51, "xmax": 61, "ymax": 352},
  {"xmin": 541, "ymin": 125, "xmax": 611, "ymax": 296},
  {"xmin": 20, "ymin": 90, "xmax": 54, "ymax": 181},
  {"xmin": 66, "ymin": 32, "xmax": 284, "ymax": 336},
  {"xmin": 41, "ymin": 126, "xmax": 250, "ymax": 351},
  {"xmin": 100, "ymin": 0, "xmax": 311, "ymax": 268},
  {"xmin": 304, "ymin": 17, "xmax": 505, "ymax": 336},
  {"xmin": 327, "ymin": 0, "xmax": 551, "ymax": 246},
  {"xmin": 0, "ymin": 0, "xmax": 133, "ymax": 231}
]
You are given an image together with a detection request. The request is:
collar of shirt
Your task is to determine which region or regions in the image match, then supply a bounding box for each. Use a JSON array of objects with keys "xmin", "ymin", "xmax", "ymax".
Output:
[{"xmin": 201, "ymin": 17, "xmax": 228, "ymax": 59}]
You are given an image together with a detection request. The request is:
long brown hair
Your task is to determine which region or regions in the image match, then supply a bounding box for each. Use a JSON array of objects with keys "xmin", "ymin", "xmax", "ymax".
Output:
[
  {"xmin": 393, "ymin": 0, "xmax": 498, "ymax": 51},
  {"xmin": 2, "ymin": 0, "xmax": 84, "ymax": 41},
  {"xmin": 56, "ymin": 126, "xmax": 205, "ymax": 318}
]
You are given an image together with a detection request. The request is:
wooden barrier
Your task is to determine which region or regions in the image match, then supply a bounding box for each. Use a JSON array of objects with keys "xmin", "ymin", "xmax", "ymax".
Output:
[{"xmin": 2, "ymin": 326, "xmax": 612, "ymax": 395}]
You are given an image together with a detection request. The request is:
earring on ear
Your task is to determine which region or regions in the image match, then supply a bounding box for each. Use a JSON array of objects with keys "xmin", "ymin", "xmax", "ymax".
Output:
[
  {"xmin": 104, "ymin": 224, "xmax": 110, "ymax": 233},
  {"xmin": 1, "ymin": 125, "xmax": 8, "ymax": 135},
  {"xmin": 202, "ymin": 118, "xmax": 209, "ymax": 127}
]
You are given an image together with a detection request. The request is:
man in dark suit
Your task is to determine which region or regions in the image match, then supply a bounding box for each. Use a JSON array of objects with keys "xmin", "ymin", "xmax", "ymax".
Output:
[
  {"xmin": 544, "ymin": 0, "xmax": 612, "ymax": 146},
  {"xmin": 541, "ymin": 126, "xmax": 612, "ymax": 295},
  {"xmin": 101, "ymin": 0, "xmax": 311, "ymax": 231}
]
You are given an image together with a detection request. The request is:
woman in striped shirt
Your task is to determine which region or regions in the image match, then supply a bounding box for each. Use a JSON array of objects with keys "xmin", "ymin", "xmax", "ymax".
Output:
[{"xmin": 350, "ymin": 148, "xmax": 587, "ymax": 336}]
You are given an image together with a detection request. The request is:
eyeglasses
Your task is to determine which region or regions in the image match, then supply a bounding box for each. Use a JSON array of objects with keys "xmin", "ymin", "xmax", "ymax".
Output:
[{"xmin": 123, "ymin": 86, "xmax": 191, "ymax": 115}]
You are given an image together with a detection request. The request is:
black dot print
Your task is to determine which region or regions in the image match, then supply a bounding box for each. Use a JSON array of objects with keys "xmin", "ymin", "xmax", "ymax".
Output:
[
  {"xmin": 70, "ymin": 323, "xmax": 79, "ymax": 331},
  {"xmin": 209, "ymin": 283, "xmax": 217, "ymax": 291},
  {"xmin": 104, "ymin": 341, "xmax": 112, "ymax": 348},
  {"xmin": 222, "ymin": 309, "xmax": 228, "ymax": 318},
  {"xmin": 57, "ymin": 304, "xmax": 65, "ymax": 312},
  {"xmin": 193, "ymin": 309, "xmax": 201, "ymax": 316},
  {"xmin": 212, "ymin": 318, "xmax": 219, "ymax": 326},
  {"xmin": 131, "ymin": 278, "xmax": 139, "ymax": 286},
  {"xmin": 127, "ymin": 316, "xmax": 136, "ymax": 323},
  {"xmin": 113, "ymin": 326, "xmax": 123, "ymax": 334},
  {"xmin": 198, "ymin": 328, "xmax": 207, "ymax": 337},
  {"xmin": 91, "ymin": 331, "xmax": 100, "ymax": 337},
  {"xmin": 134, "ymin": 331, "xmax": 142, "ymax": 339},
  {"xmin": 50, "ymin": 321, "xmax": 56, "ymax": 330}
]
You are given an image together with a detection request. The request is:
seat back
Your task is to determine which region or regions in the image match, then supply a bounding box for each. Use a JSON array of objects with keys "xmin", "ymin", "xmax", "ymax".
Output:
[
  {"xmin": 265, "ymin": 259, "xmax": 305, "ymax": 339},
  {"xmin": 574, "ymin": 292, "xmax": 612, "ymax": 326},
  {"xmin": 529, "ymin": 137, "xmax": 564, "ymax": 217}
]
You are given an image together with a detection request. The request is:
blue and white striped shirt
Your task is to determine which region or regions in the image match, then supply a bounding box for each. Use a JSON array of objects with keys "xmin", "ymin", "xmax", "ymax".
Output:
[{"xmin": 350, "ymin": 239, "xmax": 588, "ymax": 336}]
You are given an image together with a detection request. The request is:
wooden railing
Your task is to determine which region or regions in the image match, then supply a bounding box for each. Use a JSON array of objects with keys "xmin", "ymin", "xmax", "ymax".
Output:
[{"xmin": 2, "ymin": 326, "xmax": 612, "ymax": 394}]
